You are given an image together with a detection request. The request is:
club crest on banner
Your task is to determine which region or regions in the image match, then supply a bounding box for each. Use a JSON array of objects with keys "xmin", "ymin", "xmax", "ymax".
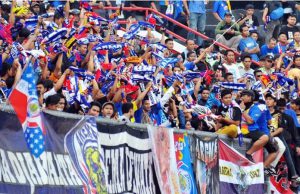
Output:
[{"xmin": 65, "ymin": 116, "xmax": 107, "ymax": 194}]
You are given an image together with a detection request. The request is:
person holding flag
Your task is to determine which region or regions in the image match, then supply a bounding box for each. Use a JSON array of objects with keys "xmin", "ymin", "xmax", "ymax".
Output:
[{"xmin": 8, "ymin": 56, "xmax": 46, "ymax": 158}]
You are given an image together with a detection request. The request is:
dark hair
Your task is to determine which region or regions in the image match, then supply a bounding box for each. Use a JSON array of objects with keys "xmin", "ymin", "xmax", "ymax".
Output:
[
  {"xmin": 200, "ymin": 87, "xmax": 210, "ymax": 94},
  {"xmin": 288, "ymin": 14, "xmax": 297, "ymax": 19},
  {"xmin": 291, "ymin": 98, "xmax": 300, "ymax": 106},
  {"xmin": 241, "ymin": 54, "xmax": 251, "ymax": 61},
  {"xmin": 185, "ymin": 39, "xmax": 194, "ymax": 45},
  {"xmin": 245, "ymin": 4, "xmax": 254, "ymax": 10},
  {"xmin": 225, "ymin": 49, "xmax": 234, "ymax": 56},
  {"xmin": 250, "ymin": 30, "xmax": 258, "ymax": 36},
  {"xmin": 18, "ymin": 28, "xmax": 31, "ymax": 38},
  {"xmin": 122, "ymin": 102, "xmax": 133, "ymax": 114},
  {"xmin": 165, "ymin": 38, "xmax": 173, "ymax": 44},
  {"xmin": 225, "ymin": 72, "xmax": 233, "ymax": 79},
  {"xmin": 253, "ymin": 90, "xmax": 260, "ymax": 102},
  {"xmin": 90, "ymin": 101, "xmax": 101, "ymax": 111},
  {"xmin": 294, "ymin": 31, "xmax": 300, "ymax": 36},
  {"xmin": 278, "ymin": 32, "xmax": 287, "ymax": 38},
  {"xmin": 37, "ymin": 80, "xmax": 45, "ymax": 86},
  {"xmin": 187, "ymin": 51, "xmax": 196, "ymax": 58},
  {"xmin": 46, "ymin": 3, "xmax": 55, "ymax": 11},
  {"xmin": 254, "ymin": 69, "xmax": 262, "ymax": 76},
  {"xmin": 268, "ymin": 38, "xmax": 277, "ymax": 43},
  {"xmin": 44, "ymin": 80, "xmax": 54, "ymax": 91},
  {"xmin": 5, "ymin": 77, "xmax": 14, "ymax": 89},
  {"xmin": 277, "ymin": 98, "xmax": 286, "ymax": 107},
  {"xmin": 0, "ymin": 62, "xmax": 12, "ymax": 77},
  {"xmin": 45, "ymin": 94, "xmax": 61, "ymax": 107},
  {"xmin": 54, "ymin": 12, "xmax": 64, "ymax": 20},
  {"xmin": 221, "ymin": 89, "xmax": 232, "ymax": 98},
  {"xmin": 239, "ymin": 24, "xmax": 248, "ymax": 33}
]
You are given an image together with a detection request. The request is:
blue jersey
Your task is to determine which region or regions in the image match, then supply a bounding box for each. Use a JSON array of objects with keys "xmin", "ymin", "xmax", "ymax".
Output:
[
  {"xmin": 213, "ymin": 0, "xmax": 229, "ymax": 20},
  {"xmin": 260, "ymin": 44, "xmax": 279, "ymax": 56},
  {"xmin": 247, "ymin": 104, "xmax": 263, "ymax": 132},
  {"xmin": 238, "ymin": 37, "xmax": 259, "ymax": 61},
  {"xmin": 189, "ymin": 0, "xmax": 206, "ymax": 14},
  {"xmin": 256, "ymin": 103, "xmax": 272, "ymax": 135}
]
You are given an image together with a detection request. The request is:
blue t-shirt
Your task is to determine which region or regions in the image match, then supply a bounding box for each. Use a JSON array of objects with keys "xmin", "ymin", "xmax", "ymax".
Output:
[
  {"xmin": 213, "ymin": 0, "xmax": 228, "ymax": 20},
  {"xmin": 256, "ymin": 103, "xmax": 272, "ymax": 135},
  {"xmin": 238, "ymin": 37, "xmax": 259, "ymax": 61},
  {"xmin": 260, "ymin": 44, "xmax": 279, "ymax": 56},
  {"xmin": 189, "ymin": 0, "xmax": 206, "ymax": 14},
  {"xmin": 184, "ymin": 61, "xmax": 195, "ymax": 71},
  {"xmin": 247, "ymin": 104, "xmax": 263, "ymax": 132},
  {"xmin": 285, "ymin": 109, "xmax": 300, "ymax": 128}
]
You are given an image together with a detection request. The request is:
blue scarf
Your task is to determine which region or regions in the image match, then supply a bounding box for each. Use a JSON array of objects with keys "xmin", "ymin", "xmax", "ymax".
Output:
[
  {"xmin": 220, "ymin": 82, "xmax": 246, "ymax": 90},
  {"xmin": 123, "ymin": 24, "xmax": 140, "ymax": 40},
  {"xmin": 93, "ymin": 42, "xmax": 127, "ymax": 51},
  {"xmin": 42, "ymin": 28, "xmax": 67, "ymax": 44},
  {"xmin": 132, "ymin": 65, "xmax": 156, "ymax": 75},
  {"xmin": 157, "ymin": 57, "xmax": 179, "ymax": 68},
  {"xmin": 183, "ymin": 71, "xmax": 205, "ymax": 82},
  {"xmin": 138, "ymin": 21, "xmax": 155, "ymax": 29}
]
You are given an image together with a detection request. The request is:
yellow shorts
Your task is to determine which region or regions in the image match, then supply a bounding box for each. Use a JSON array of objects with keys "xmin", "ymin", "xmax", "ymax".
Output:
[{"xmin": 216, "ymin": 124, "xmax": 238, "ymax": 138}]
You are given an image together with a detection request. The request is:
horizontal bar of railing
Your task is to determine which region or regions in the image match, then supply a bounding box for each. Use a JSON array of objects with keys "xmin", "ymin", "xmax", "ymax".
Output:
[
  {"xmin": 0, "ymin": 103, "xmax": 252, "ymax": 145},
  {"xmin": 100, "ymin": 6, "xmax": 260, "ymax": 66}
]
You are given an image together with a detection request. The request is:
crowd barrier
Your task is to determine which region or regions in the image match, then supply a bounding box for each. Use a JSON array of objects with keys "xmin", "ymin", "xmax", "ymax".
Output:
[{"xmin": 0, "ymin": 104, "xmax": 264, "ymax": 194}]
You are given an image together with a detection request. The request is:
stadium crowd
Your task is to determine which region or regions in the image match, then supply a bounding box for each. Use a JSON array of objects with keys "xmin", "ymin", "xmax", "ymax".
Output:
[{"xmin": 0, "ymin": 0, "xmax": 300, "ymax": 192}]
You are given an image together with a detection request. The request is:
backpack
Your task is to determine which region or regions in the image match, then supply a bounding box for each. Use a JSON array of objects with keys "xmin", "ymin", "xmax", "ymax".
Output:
[{"xmin": 270, "ymin": 7, "xmax": 284, "ymax": 20}]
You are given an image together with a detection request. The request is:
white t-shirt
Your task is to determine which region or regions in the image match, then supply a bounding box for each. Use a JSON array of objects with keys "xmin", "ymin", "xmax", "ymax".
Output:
[
  {"xmin": 223, "ymin": 63, "xmax": 241, "ymax": 82},
  {"xmin": 43, "ymin": 88, "xmax": 57, "ymax": 100}
]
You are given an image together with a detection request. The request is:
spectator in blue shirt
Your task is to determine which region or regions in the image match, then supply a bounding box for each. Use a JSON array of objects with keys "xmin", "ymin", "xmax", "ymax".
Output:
[
  {"xmin": 212, "ymin": 0, "xmax": 229, "ymax": 22},
  {"xmin": 183, "ymin": 0, "xmax": 206, "ymax": 46},
  {"xmin": 240, "ymin": 90, "xmax": 277, "ymax": 170},
  {"xmin": 260, "ymin": 38, "xmax": 279, "ymax": 56},
  {"xmin": 238, "ymin": 25, "xmax": 260, "ymax": 61}
]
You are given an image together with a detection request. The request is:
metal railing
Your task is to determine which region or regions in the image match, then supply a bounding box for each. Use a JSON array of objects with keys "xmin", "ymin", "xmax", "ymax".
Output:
[
  {"xmin": 0, "ymin": 103, "xmax": 251, "ymax": 154},
  {"xmin": 99, "ymin": 6, "xmax": 260, "ymax": 66}
]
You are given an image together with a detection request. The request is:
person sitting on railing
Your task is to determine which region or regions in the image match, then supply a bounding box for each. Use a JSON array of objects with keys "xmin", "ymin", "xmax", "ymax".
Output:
[
  {"xmin": 240, "ymin": 90, "xmax": 278, "ymax": 175},
  {"xmin": 266, "ymin": 94, "xmax": 300, "ymax": 184},
  {"xmin": 215, "ymin": 12, "xmax": 242, "ymax": 51}
]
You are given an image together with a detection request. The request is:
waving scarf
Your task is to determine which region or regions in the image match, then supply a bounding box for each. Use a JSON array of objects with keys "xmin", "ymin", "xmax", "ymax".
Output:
[
  {"xmin": 183, "ymin": 71, "xmax": 205, "ymax": 82},
  {"xmin": 63, "ymin": 66, "xmax": 95, "ymax": 112},
  {"xmin": 132, "ymin": 65, "xmax": 156, "ymax": 75},
  {"xmin": 157, "ymin": 57, "xmax": 179, "ymax": 68},
  {"xmin": 93, "ymin": 42, "xmax": 127, "ymax": 51},
  {"xmin": 220, "ymin": 82, "xmax": 246, "ymax": 90},
  {"xmin": 41, "ymin": 28, "xmax": 68, "ymax": 44},
  {"xmin": 123, "ymin": 24, "xmax": 140, "ymax": 40}
]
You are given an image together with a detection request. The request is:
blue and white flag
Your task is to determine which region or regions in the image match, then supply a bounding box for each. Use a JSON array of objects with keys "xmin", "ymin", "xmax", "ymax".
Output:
[{"xmin": 64, "ymin": 116, "xmax": 108, "ymax": 194}]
